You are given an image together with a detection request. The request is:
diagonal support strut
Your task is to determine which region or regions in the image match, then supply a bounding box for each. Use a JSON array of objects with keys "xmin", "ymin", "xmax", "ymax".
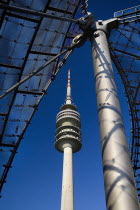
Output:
[{"xmin": 0, "ymin": 34, "xmax": 87, "ymax": 100}]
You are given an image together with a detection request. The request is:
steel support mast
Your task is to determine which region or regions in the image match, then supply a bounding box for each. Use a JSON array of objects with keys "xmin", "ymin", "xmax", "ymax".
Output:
[{"xmin": 89, "ymin": 19, "xmax": 139, "ymax": 209}]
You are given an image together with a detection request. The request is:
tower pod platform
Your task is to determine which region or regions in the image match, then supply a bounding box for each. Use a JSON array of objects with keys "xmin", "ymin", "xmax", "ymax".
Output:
[{"xmin": 55, "ymin": 104, "xmax": 82, "ymax": 153}]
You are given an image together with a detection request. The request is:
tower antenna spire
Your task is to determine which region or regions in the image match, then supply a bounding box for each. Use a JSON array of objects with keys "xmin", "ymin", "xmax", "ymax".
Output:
[{"xmin": 66, "ymin": 69, "xmax": 72, "ymax": 104}]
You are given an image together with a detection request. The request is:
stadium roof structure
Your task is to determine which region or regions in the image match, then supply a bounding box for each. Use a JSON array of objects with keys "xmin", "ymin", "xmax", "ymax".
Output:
[
  {"xmin": 109, "ymin": 6, "xmax": 140, "ymax": 199},
  {"xmin": 0, "ymin": 0, "xmax": 87, "ymax": 194},
  {"xmin": 0, "ymin": 0, "xmax": 139, "ymax": 201}
]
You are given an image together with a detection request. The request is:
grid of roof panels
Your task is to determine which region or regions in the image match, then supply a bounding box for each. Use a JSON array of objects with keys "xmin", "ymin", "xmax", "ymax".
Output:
[
  {"xmin": 109, "ymin": 5, "xmax": 140, "ymax": 199},
  {"xmin": 0, "ymin": 0, "xmax": 83, "ymax": 193}
]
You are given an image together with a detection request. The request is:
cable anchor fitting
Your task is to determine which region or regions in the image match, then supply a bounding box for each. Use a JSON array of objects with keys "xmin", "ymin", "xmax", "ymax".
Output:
[
  {"xmin": 51, "ymin": 74, "xmax": 56, "ymax": 81},
  {"xmin": 78, "ymin": 12, "xmax": 95, "ymax": 31},
  {"xmin": 70, "ymin": 33, "xmax": 87, "ymax": 48}
]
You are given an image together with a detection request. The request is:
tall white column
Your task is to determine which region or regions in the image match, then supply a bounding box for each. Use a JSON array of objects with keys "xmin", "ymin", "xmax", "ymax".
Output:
[
  {"xmin": 61, "ymin": 146, "xmax": 74, "ymax": 210},
  {"xmin": 91, "ymin": 29, "xmax": 139, "ymax": 209}
]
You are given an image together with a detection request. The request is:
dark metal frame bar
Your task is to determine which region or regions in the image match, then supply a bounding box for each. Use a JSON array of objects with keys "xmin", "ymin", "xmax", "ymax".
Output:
[
  {"xmin": 110, "ymin": 47, "xmax": 140, "ymax": 60},
  {"xmin": 0, "ymin": 63, "xmax": 22, "ymax": 70},
  {"xmin": 5, "ymin": 11, "xmax": 40, "ymax": 23},
  {"xmin": 0, "ymin": 3, "xmax": 78, "ymax": 24},
  {"xmin": 115, "ymin": 5, "xmax": 140, "ymax": 18}
]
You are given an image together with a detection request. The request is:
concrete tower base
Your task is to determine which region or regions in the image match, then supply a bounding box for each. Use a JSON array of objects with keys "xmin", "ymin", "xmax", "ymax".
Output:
[{"xmin": 61, "ymin": 146, "xmax": 74, "ymax": 210}]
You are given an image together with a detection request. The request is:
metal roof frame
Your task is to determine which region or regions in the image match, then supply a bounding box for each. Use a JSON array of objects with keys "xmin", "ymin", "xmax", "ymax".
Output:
[{"xmin": 0, "ymin": 0, "xmax": 83, "ymax": 194}]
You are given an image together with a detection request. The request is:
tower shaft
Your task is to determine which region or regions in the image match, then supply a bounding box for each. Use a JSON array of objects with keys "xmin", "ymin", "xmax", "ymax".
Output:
[
  {"xmin": 61, "ymin": 146, "xmax": 74, "ymax": 210},
  {"xmin": 91, "ymin": 27, "xmax": 139, "ymax": 209}
]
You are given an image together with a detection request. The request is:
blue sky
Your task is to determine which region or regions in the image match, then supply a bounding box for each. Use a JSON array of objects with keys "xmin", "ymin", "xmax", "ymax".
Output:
[{"xmin": 0, "ymin": 0, "xmax": 139, "ymax": 209}]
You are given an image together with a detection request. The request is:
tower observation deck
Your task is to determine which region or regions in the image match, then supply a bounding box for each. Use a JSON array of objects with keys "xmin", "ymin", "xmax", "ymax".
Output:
[{"xmin": 55, "ymin": 69, "xmax": 82, "ymax": 210}]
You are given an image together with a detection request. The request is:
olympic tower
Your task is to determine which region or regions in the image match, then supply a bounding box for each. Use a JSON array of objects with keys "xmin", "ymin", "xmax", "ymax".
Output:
[{"xmin": 55, "ymin": 69, "xmax": 82, "ymax": 210}]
